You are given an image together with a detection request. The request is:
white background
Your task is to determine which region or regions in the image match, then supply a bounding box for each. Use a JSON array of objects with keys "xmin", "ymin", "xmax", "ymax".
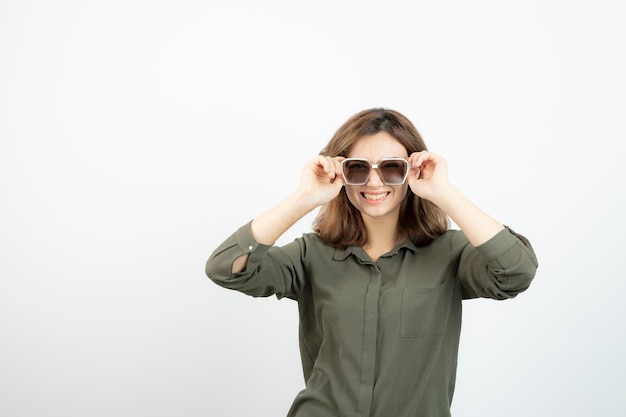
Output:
[{"xmin": 1, "ymin": 0, "xmax": 625, "ymax": 416}]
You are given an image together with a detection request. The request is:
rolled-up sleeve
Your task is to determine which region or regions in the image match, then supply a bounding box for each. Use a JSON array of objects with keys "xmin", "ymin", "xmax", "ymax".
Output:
[
  {"xmin": 457, "ymin": 226, "xmax": 539, "ymax": 300},
  {"xmin": 205, "ymin": 222, "xmax": 304, "ymax": 300}
]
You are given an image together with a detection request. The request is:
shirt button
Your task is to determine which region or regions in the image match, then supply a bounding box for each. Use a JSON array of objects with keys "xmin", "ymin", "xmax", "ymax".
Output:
[{"xmin": 248, "ymin": 245, "xmax": 253, "ymax": 251}]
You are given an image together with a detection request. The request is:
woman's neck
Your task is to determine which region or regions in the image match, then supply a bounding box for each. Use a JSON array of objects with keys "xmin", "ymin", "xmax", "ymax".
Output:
[{"xmin": 362, "ymin": 216, "xmax": 401, "ymax": 261}]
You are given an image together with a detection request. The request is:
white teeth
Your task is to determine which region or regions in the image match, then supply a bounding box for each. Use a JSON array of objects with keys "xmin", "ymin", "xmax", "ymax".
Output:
[{"xmin": 363, "ymin": 193, "xmax": 388, "ymax": 201}]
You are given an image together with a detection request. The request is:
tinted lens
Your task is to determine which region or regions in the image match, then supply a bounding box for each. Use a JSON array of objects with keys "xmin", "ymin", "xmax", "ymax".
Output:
[
  {"xmin": 343, "ymin": 159, "xmax": 371, "ymax": 184},
  {"xmin": 379, "ymin": 159, "xmax": 408, "ymax": 184}
]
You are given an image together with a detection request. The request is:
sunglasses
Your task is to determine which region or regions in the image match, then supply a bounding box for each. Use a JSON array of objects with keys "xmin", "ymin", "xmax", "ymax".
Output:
[{"xmin": 341, "ymin": 157, "xmax": 410, "ymax": 185}]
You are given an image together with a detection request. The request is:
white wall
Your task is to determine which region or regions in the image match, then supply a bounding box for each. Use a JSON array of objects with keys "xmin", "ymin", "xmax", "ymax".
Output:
[{"xmin": 1, "ymin": 0, "xmax": 624, "ymax": 416}]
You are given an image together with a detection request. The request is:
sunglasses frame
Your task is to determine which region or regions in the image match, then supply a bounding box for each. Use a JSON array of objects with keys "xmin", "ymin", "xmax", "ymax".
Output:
[{"xmin": 341, "ymin": 157, "xmax": 410, "ymax": 185}]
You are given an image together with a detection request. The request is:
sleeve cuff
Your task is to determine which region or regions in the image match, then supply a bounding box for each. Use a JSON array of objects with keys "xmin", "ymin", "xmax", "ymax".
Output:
[{"xmin": 234, "ymin": 221, "xmax": 272, "ymax": 263}]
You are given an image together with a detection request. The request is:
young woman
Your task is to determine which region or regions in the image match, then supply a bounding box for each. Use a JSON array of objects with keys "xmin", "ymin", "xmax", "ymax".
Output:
[{"xmin": 205, "ymin": 108, "xmax": 538, "ymax": 417}]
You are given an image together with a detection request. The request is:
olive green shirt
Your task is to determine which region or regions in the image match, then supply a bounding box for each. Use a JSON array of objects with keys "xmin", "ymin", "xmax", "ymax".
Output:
[{"xmin": 206, "ymin": 223, "xmax": 538, "ymax": 417}]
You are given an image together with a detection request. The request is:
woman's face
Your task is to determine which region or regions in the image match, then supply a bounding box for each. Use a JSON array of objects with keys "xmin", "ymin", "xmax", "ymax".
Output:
[{"xmin": 344, "ymin": 132, "xmax": 409, "ymax": 224}]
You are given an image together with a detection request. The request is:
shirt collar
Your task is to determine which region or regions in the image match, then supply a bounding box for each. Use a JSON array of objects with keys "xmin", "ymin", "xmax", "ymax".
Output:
[{"xmin": 332, "ymin": 239, "xmax": 420, "ymax": 262}]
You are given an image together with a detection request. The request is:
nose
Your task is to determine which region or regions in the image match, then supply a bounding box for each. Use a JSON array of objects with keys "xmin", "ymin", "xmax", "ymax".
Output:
[{"xmin": 367, "ymin": 168, "xmax": 385, "ymax": 186}]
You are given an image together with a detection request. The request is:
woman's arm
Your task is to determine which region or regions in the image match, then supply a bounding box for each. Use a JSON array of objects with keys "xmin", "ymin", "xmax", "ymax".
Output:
[
  {"xmin": 231, "ymin": 155, "xmax": 345, "ymax": 273},
  {"xmin": 408, "ymin": 151, "xmax": 504, "ymax": 246},
  {"xmin": 408, "ymin": 151, "xmax": 537, "ymax": 299}
]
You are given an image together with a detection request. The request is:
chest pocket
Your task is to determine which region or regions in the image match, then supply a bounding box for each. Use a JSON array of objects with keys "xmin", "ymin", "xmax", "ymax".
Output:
[{"xmin": 400, "ymin": 278, "xmax": 452, "ymax": 338}]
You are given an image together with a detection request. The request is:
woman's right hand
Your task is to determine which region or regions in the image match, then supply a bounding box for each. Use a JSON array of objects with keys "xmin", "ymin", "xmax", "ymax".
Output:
[
  {"xmin": 297, "ymin": 155, "xmax": 345, "ymax": 207},
  {"xmin": 248, "ymin": 156, "xmax": 345, "ymax": 247}
]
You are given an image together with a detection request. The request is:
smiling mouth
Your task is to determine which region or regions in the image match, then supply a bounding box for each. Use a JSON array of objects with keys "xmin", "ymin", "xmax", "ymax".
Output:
[{"xmin": 362, "ymin": 192, "xmax": 390, "ymax": 201}]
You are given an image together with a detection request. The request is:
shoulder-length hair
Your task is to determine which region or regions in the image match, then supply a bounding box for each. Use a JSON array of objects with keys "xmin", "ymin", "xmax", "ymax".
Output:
[{"xmin": 313, "ymin": 108, "xmax": 449, "ymax": 248}]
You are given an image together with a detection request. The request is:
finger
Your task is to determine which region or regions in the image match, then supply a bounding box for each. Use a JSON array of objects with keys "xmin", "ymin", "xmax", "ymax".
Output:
[
  {"xmin": 324, "ymin": 156, "xmax": 337, "ymax": 179},
  {"xmin": 333, "ymin": 157, "xmax": 347, "ymax": 185},
  {"xmin": 407, "ymin": 166, "xmax": 421, "ymax": 182},
  {"xmin": 313, "ymin": 155, "xmax": 331, "ymax": 178},
  {"xmin": 332, "ymin": 156, "xmax": 345, "ymax": 177},
  {"xmin": 414, "ymin": 151, "xmax": 443, "ymax": 170},
  {"xmin": 409, "ymin": 151, "xmax": 429, "ymax": 168}
]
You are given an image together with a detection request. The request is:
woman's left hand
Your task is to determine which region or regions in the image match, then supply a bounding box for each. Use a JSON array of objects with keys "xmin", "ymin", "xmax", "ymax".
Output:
[{"xmin": 407, "ymin": 151, "xmax": 451, "ymax": 203}]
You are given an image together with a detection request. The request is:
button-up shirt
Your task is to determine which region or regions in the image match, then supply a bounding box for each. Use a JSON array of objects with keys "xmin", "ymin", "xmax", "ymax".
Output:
[{"xmin": 206, "ymin": 222, "xmax": 538, "ymax": 417}]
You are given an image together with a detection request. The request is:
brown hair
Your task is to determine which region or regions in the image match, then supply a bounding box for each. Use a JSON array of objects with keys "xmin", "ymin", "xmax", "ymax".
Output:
[{"xmin": 313, "ymin": 108, "xmax": 449, "ymax": 248}]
